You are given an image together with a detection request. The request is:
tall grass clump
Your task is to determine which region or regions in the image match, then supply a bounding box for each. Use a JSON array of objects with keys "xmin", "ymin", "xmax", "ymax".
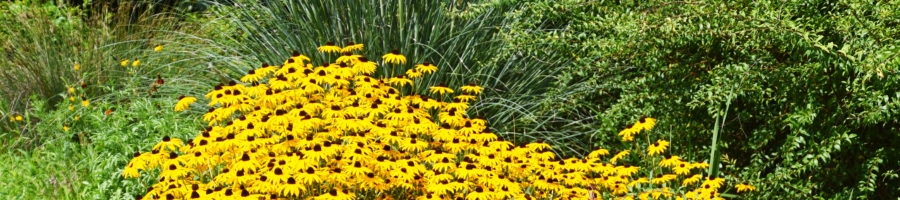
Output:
[
  {"xmin": 185, "ymin": 0, "xmax": 575, "ymax": 154},
  {"xmin": 0, "ymin": 1, "xmax": 193, "ymax": 136}
]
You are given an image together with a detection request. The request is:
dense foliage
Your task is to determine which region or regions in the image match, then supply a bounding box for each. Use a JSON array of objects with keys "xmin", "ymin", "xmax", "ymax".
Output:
[{"xmin": 477, "ymin": 0, "xmax": 900, "ymax": 198}]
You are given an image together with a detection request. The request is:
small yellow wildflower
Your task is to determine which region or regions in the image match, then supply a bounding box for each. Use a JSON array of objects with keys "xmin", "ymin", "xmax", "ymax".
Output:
[
  {"xmin": 154, "ymin": 45, "xmax": 163, "ymax": 52},
  {"xmin": 14, "ymin": 115, "xmax": 23, "ymax": 121},
  {"xmin": 120, "ymin": 59, "xmax": 130, "ymax": 67},
  {"xmin": 68, "ymin": 87, "xmax": 75, "ymax": 94},
  {"xmin": 74, "ymin": 63, "xmax": 81, "ymax": 70},
  {"xmin": 383, "ymin": 49, "xmax": 407, "ymax": 64},
  {"xmin": 132, "ymin": 60, "xmax": 141, "ymax": 67},
  {"xmin": 63, "ymin": 125, "xmax": 69, "ymax": 132},
  {"xmin": 81, "ymin": 99, "xmax": 90, "ymax": 107}
]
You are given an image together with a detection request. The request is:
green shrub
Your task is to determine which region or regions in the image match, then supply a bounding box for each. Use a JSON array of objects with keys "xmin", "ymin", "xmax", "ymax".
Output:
[{"xmin": 476, "ymin": 0, "xmax": 900, "ymax": 198}]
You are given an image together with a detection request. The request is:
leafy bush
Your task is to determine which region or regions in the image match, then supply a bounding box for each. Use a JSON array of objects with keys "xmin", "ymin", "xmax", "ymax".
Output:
[{"xmin": 477, "ymin": 0, "xmax": 900, "ymax": 198}]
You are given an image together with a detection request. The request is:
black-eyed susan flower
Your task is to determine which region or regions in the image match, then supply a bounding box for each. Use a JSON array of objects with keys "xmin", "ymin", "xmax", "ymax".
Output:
[
  {"xmin": 647, "ymin": 140, "xmax": 669, "ymax": 156},
  {"xmin": 701, "ymin": 177, "xmax": 725, "ymax": 190},
  {"xmin": 81, "ymin": 98, "xmax": 90, "ymax": 107},
  {"xmin": 406, "ymin": 68, "xmax": 423, "ymax": 78},
  {"xmin": 241, "ymin": 68, "xmax": 268, "ymax": 83},
  {"xmin": 415, "ymin": 61, "xmax": 438, "ymax": 74},
  {"xmin": 175, "ymin": 95, "xmax": 198, "ymax": 112},
  {"xmin": 353, "ymin": 57, "xmax": 377, "ymax": 74},
  {"xmin": 610, "ymin": 150, "xmax": 630, "ymax": 164},
  {"xmin": 278, "ymin": 177, "xmax": 306, "ymax": 197},
  {"xmin": 634, "ymin": 116, "xmax": 657, "ymax": 131},
  {"xmin": 659, "ymin": 155, "xmax": 682, "ymax": 167},
  {"xmin": 673, "ymin": 163, "xmax": 692, "ymax": 175},
  {"xmin": 619, "ymin": 125, "xmax": 641, "ymax": 142},
  {"xmin": 735, "ymin": 182, "xmax": 757, "ymax": 193},
  {"xmin": 460, "ymin": 83, "xmax": 483, "ymax": 95},
  {"xmin": 383, "ymin": 49, "xmax": 407, "ymax": 64},
  {"xmin": 682, "ymin": 174, "xmax": 702, "ymax": 186},
  {"xmin": 341, "ymin": 42, "xmax": 364, "ymax": 53},
  {"xmin": 389, "ymin": 75, "xmax": 414, "ymax": 87},
  {"xmin": 318, "ymin": 42, "xmax": 342, "ymax": 54},
  {"xmin": 429, "ymin": 83, "xmax": 453, "ymax": 96},
  {"xmin": 152, "ymin": 135, "xmax": 184, "ymax": 151},
  {"xmin": 336, "ymin": 52, "xmax": 360, "ymax": 64}
]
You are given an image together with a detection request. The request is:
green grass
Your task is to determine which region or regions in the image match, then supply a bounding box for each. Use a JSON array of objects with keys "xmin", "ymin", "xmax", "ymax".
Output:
[{"xmin": 196, "ymin": 0, "xmax": 575, "ymax": 152}]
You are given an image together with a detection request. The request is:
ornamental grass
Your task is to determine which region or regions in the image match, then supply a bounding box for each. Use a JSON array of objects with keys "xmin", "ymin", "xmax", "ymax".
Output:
[{"xmin": 123, "ymin": 43, "xmax": 753, "ymax": 200}]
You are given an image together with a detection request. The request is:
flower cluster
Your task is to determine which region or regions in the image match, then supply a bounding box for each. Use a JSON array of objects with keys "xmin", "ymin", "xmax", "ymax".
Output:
[{"xmin": 123, "ymin": 43, "xmax": 753, "ymax": 200}]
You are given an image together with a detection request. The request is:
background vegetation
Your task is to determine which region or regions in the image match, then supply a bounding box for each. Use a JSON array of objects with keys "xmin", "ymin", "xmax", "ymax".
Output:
[{"xmin": 1, "ymin": 0, "xmax": 897, "ymax": 199}]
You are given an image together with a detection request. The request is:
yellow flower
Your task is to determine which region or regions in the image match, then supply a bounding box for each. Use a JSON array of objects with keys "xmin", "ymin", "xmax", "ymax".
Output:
[
  {"xmin": 175, "ymin": 95, "xmax": 198, "ymax": 112},
  {"xmin": 120, "ymin": 59, "xmax": 129, "ymax": 67},
  {"xmin": 429, "ymin": 83, "xmax": 454, "ymax": 96},
  {"xmin": 336, "ymin": 52, "xmax": 360, "ymax": 64},
  {"xmin": 152, "ymin": 135, "xmax": 184, "ymax": 151},
  {"xmin": 68, "ymin": 105, "xmax": 74, "ymax": 111},
  {"xmin": 415, "ymin": 61, "xmax": 438, "ymax": 74},
  {"xmin": 673, "ymin": 163, "xmax": 691, "ymax": 175},
  {"xmin": 659, "ymin": 155, "xmax": 682, "ymax": 167},
  {"xmin": 635, "ymin": 116, "xmax": 657, "ymax": 131},
  {"xmin": 735, "ymin": 182, "xmax": 757, "ymax": 193},
  {"xmin": 682, "ymin": 174, "xmax": 702, "ymax": 186},
  {"xmin": 406, "ymin": 68, "xmax": 423, "ymax": 78},
  {"xmin": 74, "ymin": 63, "xmax": 81, "ymax": 70},
  {"xmin": 68, "ymin": 87, "xmax": 75, "ymax": 94},
  {"xmin": 587, "ymin": 148, "xmax": 610, "ymax": 159},
  {"xmin": 610, "ymin": 150, "xmax": 630, "ymax": 164},
  {"xmin": 389, "ymin": 75, "xmax": 414, "ymax": 87},
  {"xmin": 460, "ymin": 83, "xmax": 483, "ymax": 95},
  {"xmin": 132, "ymin": 60, "xmax": 141, "ymax": 67},
  {"xmin": 647, "ymin": 139, "xmax": 669, "ymax": 156},
  {"xmin": 154, "ymin": 45, "xmax": 163, "ymax": 52},
  {"xmin": 341, "ymin": 42, "xmax": 364, "ymax": 53},
  {"xmin": 383, "ymin": 49, "xmax": 407, "ymax": 64},
  {"xmin": 701, "ymin": 177, "xmax": 725, "ymax": 190},
  {"xmin": 317, "ymin": 42, "xmax": 341, "ymax": 54},
  {"xmin": 81, "ymin": 99, "xmax": 90, "ymax": 107},
  {"xmin": 14, "ymin": 115, "xmax": 23, "ymax": 121}
]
